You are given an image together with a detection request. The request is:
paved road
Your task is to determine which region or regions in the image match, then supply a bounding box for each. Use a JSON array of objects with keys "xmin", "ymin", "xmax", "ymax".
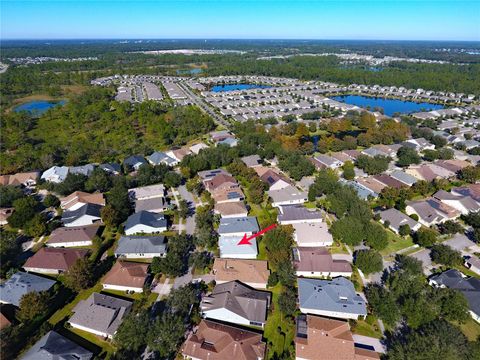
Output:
[
  {"xmin": 171, "ymin": 188, "xmax": 184, "ymax": 234},
  {"xmin": 177, "ymin": 185, "xmax": 197, "ymax": 235},
  {"xmin": 178, "ymin": 82, "xmax": 230, "ymax": 128}
]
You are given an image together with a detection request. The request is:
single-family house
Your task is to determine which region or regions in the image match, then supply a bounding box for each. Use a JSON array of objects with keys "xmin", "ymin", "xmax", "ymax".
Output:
[
  {"xmin": 210, "ymin": 130, "xmax": 235, "ymax": 143},
  {"xmin": 115, "ymin": 235, "xmax": 167, "ymax": 259},
  {"xmin": 311, "ymin": 155, "xmax": 342, "ymax": 170},
  {"xmin": 268, "ymin": 185, "xmax": 308, "ymax": 207},
  {"xmin": 123, "ymin": 155, "xmax": 147, "ymax": 171},
  {"xmin": 147, "ymin": 151, "xmax": 178, "ymax": 167},
  {"xmin": 0, "ymin": 171, "xmax": 39, "ymax": 187},
  {"xmin": 241, "ymin": 155, "xmax": 262, "ymax": 168},
  {"xmin": 433, "ymin": 190, "xmax": 480, "ymax": 215},
  {"xmin": 189, "ymin": 142, "xmax": 209, "ymax": 155},
  {"xmin": 378, "ymin": 208, "xmax": 421, "ymax": 234},
  {"xmin": 218, "ymin": 216, "xmax": 259, "ymax": 237},
  {"xmin": 405, "ymin": 198, "xmax": 460, "ymax": 226},
  {"xmin": 256, "ymin": 167, "xmax": 292, "ymax": 190},
  {"xmin": 60, "ymin": 191, "xmax": 105, "ymax": 211},
  {"xmin": 212, "ymin": 258, "xmax": 270, "ymax": 289},
  {"xmin": 102, "ymin": 261, "xmax": 149, "ymax": 293},
  {"xmin": 124, "ymin": 211, "xmax": 167, "ymax": 235},
  {"xmin": 68, "ymin": 293, "xmax": 132, "ymax": 339},
  {"xmin": 295, "ymin": 315, "xmax": 379, "ymax": 360},
  {"xmin": 129, "ymin": 184, "xmax": 165, "ymax": 200},
  {"xmin": 214, "ymin": 202, "xmax": 249, "ymax": 218},
  {"xmin": 451, "ymin": 184, "xmax": 480, "ymax": 203},
  {"xmin": 62, "ymin": 203, "xmax": 103, "ymax": 227},
  {"xmin": 403, "ymin": 138, "xmax": 435, "ymax": 152},
  {"xmin": 293, "ymin": 247, "xmax": 352, "ymax": 278},
  {"xmin": 277, "ymin": 205, "xmax": 322, "ymax": 225},
  {"xmin": 69, "ymin": 164, "xmax": 95, "ymax": 177},
  {"xmin": 0, "ymin": 271, "xmax": 56, "ymax": 306},
  {"xmin": 23, "ymin": 247, "xmax": 88, "ymax": 275},
  {"xmin": 21, "ymin": 331, "xmax": 93, "ymax": 360},
  {"xmin": 46, "ymin": 224, "xmax": 100, "ymax": 248},
  {"xmin": 181, "ymin": 320, "xmax": 266, "ymax": 360},
  {"xmin": 464, "ymin": 256, "xmax": 480, "ymax": 276},
  {"xmin": 200, "ymin": 281, "xmax": 271, "ymax": 328},
  {"xmin": 297, "ymin": 277, "xmax": 367, "ymax": 320},
  {"xmin": 41, "ymin": 166, "xmax": 69, "ymax": 183},
  {"xmin": 292, "ymin": 222, "xmax": 333, "ymax": 247},
  {"xmin": 99, "ymin": 163, "xmax": 121, "ymax": 175},
  {"xmin": 389, "ymin": 170, "xmax": 418, "ymax": 186}
]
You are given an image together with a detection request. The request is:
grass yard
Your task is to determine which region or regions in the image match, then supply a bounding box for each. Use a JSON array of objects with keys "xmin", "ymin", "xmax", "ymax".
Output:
[
  {"xmin": 330, "ymin": 241, "xmax": 350, "ymax": 254},
  {"xmin": 380, "ymin": 231, "xmax": 415, "ymax": 257},
  {"xmin": 263, "ymin": 285, "xmax": 296, "ymax": 359},
  {"xmin": 458, "ymin": 318, "xmax": 480, "ymax": 341},
  {"xmin": 101, "ymin": 289, "xmax": 158, "ymax": 305},
  {"xmin": 69, "ymin": 327, "xmax": 117, "ymax": 356},
  {"xmin": 350, "ymin": 317, "xmax": 383, "ymax": 339}
]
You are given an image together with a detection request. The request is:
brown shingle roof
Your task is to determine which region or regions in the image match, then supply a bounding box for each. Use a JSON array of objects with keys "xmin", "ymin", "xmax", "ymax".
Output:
[
  {"xmin": 46, "ymin": 224, "xmax": 100, "ymax": 245},
  {"xmin": 182, "ymin": 320, "xmax": 266, "ymax": 360},
  {"xmin": 214, "ymin": 202, "xmax": 248, "ymax": 217},
  {"xmin": 373, "ymin": 174, "xmax": 406, "ymax": 189},
  {"xmin": 0, "ymin": 171, "xmax": 39, "ymax": 186},
  {"xmin": 23, "ymin": 247, "xmax": 88, "ymax": 272},
  {"xmin": 213, "ymin": 259, "xmax": 270, "ymax": 286},
  {"xmin": 293, "ymin": 247, "xmax": 352, "ymax": 274},
  {"xmin": 60, "ymin": 191, "xmax": 105, "ymax": 210},
  {"xmin": 205, "ymin": 174, "xmax": 238, "ymax": 192},
  {"xmin": 102, "ymin": 261, "xmax": 148, "ymax": 288}
]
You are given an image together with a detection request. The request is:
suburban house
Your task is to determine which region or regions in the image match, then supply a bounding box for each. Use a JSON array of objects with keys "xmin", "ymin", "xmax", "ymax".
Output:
[
  {"xmin": 124, "ymin": 211, "xmax": 167, "ymax": 235},
  {"xmin": 166, "ymin": 147, "xmax": 192, "ymax": 163},
  {"xmin": 218, "ymin": 216, "xmax": 259, "ymax": 237},
  {"xmin": 277, "ymin": 205, "xmax": 322, "ymax": 225},
  {"xmin": 268, "ymin": 185, "xmax": 308, "ymax": 208},
  {"xmin": 23, "ymin": 247, "xmax": 88, "ymax": 275},
  {"xmin": 241, "ymin": 154, "xmax": 262, "ymax": 168},
  {"xmin": 200, "ymin": 281, "xmax": 271, "ymax": 328},
  {"xmin": 60, "ymin": 191, "xmax": 105, "ymax": 211},
  {"xmin": 115, "ymin": 235, "xmax": 167, "ymax": 259},
  {"xmin": 432, "ymin": 190, "xmax": 480, "ymax": 215},
  {"xmin": 134, "ymin": 197, "xmax": 168, "ymax": 213},
  {"xmin": 292, "ymin": 222, "xmax": 333, "ymax": 247},
  {"xmin": 429, "ymin": 269, "xmax": 480, "ymax": 323},
  {"xmin": 0, "ymin": 171, "xmax": 39, "ymax": 187},
  {"xmin": 62, "ymin": 203, "xmax": 103, "ymax": 227},
  {"xmin": 123, "ymin": 155, "xmax": 147, "ymax": 171},
  {"xmin": 181, "ymin": 320, "xmax": 266, "ymax": 360},
  {"xmin": 0, "ymin": 271, "xmax": 56, "ymax": 306},
  {"xmin": 256, "ymin": 167, "xmax": 292, "ymax": 190},
  {"xmin": 405, "ymin": 198, "xmax": 460, "ymax": 226},
  {"xmin": 21, "ymin": 331, "xmax": 93, "ymax": 360},
  {"xmin": 69, "ymin": 164, "xmax": 95, "ymax": 177},
  {"xmin": 297, "ymin": 277, "xmax": 367, "ymax": 320},
  {"xmin": 198, "ymin": 169, "xmax": 231, "ymax": 182},
  {"xmin": 293, "ymin": 247, "xmax": 352, "ymax": 278},
  {"xmin": 214, "ymin": 201, "xmax": 249, "ymax": 218},
  {"xmin": 68, "ymin": 293, "xmax": 132, "ymax": 339},
  {"xmin": 212, "ymin": 258, "xmax": 270, "ymax": 289},
  {"xmin": 465, "ymin": 256, "xmax": 480, "ymax": 276},
  {"xmin": 210, "ymin": 130, "xmax": 235, "ymax": 143},
  {"xmin": 354, "ymin": 177, "xmax": 386, "ymax": 197},
  {"xmin": 46, "ymin": 224, "xmax": 100, "ymax": 247},
  {"xmin": 102, "ymin": 261, "xmax": 149, "ymax": 293},
  {"xmin": 129, "ymin": 184, "xmax": 166, "ymax": 200},
  {"xmin": 373, "ymin": 174, "xmax": 406, "ymax": 189},
  {"xmin": 295, "ymin": 315, "xmax": 379, "ymax": 360},
  {"xmin": 218, "ymin": 137, "xmax": 238, "ymax": 147},
  {"xmin": 41, "ymin": 166, "xmax": 69, "ymax": 183},
  {"xmin": 434, "ymin": 159, "xmax": 471, "ymax": 173},
  {"xmin": 451, "ymin": 184, "xmax": 480, "ymax": 203},
  {"xmin": 389, "ymin": 170, "xmax": 418, "ymax": 186},
  {"xmin": 147, "ymin": 151, "xmax": 178, "ymax": 167},
  {"xmin": 204, "ymin": 174, "xmax": 238, "ymax": 192},
  {"xmin": 378, "ymin": 208, "xmax": 421, "ymax": 234},
  {"xmin": 211, "ymin": 186, "xmax": 245, "ymax": 204},
  {"xmin": 189, "ymin": 142, "xmax": 209, "ymax": 155},
  {"xmin": 99, "ymin": 163, "xmax": 121, "ymax": 175},
  {"xmin": 219, "ymin": 235, "xmax": 258, "ymax": 259},
  {"xmin": 403, "ymin": 138, "xmax": 435, "ymax": 151},
  {"xmin": 311, "ymin": 155, "xmax": 343, "ymax": 170}
]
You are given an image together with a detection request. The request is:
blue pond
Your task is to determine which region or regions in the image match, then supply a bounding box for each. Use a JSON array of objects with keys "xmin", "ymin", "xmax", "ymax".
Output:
[
  {"xmin": 14, "ymin": 100, "xmax": 66, "ymax": 115},
  {"xmin": 332, "ymin": 95, "xmax": 444, "ymax": 116},
  {"xmin": 176, "ymin": 68, "xmax": 203, "ymax": 75},
  {"xmin": 211, "ymin": 83, "xmax": 271, "ymax": 92}
]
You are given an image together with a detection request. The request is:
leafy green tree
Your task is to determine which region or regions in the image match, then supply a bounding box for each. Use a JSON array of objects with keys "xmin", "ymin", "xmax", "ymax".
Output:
[
  {"xmin": 437, "ymin": 288, "xmax": 470, "ymax": 323},
  {"xmin": 355, "ymin": 155, "xmax": 391, "ymax": 175},
  {"xmin": 100, "ymin": 204, "xmax": 120, "ymax": 228},
  {"xmin": 63, "ymin": 257, "xmax": 94, "ymax": 292},
  {"xmin": 438, "ymin": 220, "xmax": 463, "ymax": 235},
  {"xmin": 163, "ymin": 171, "xmax": 182, "ymax": 188},
  {"xmin": 7, "ymin": 196, "xmax": 39, "ymax": 229},
  {"xmin": 397, "ymin": 146, "xmax": 421, "ymax": 167},
  {"xmin": 308, "ymin": 169, "xmax": 339, "ymax": 201},
  {"xmin": 399, "ymin": 224, "xmax": 411, "ymax": 237},
  {"xmin": 359, "ymin": 112, "xmax": 376, "ymax": 130},
  {"xmin": 85, "ymin": 167, "xmax": 112, "ymax": 192},
  {"xmin": 147, "ymin": 314, "xmax": 186, "ymax": 359},
  {"xmin": 54, "ymin": 173, "xmax": 87, "ymax": 195},
  {"xmin": 0, "ymin": 230, "xmax": 20, "ymax": 277},
  {"xmin": 0, "ymin": 185, "xmax": 24, "ymax": 207},
  {"xmin": 431, "ymin": 135, "xmax": 447, "ymax": 148},
  {"xmin": 43, "ymin": 194, "xmax": 60, "ymax": 208},
  {"xmin": 354, "ymin": 250, "xmax": 383, "ymax": 275},
  {"xmin": 24, "ymin": 213, "xmax": 47, "ymax": 237},
  {"xmin": 278, "ymin": 289, "xmax": 297, "ymax": 317},
  {"xmin": 264, "ymin": 226, "xmax": 294, "ymax": 268},
  {"xmin": 459, "ymin": 165, "xmax": 480, "ymax": 184},
  {"xmin": 17, "ymin": 291, "xmax": 49, "ymax": 322},
  {"xmin": 342, "ymin": 161, "xmax": 355, "ymax": 180},
  {"xmin": 414, "ymin": 227, "xmax": 438, "ymax": 247},
  {"xmin": 106, "ymin": 179, "xmax": 131, "ymax": 225},
  {"xmin": 430, "ymin": 244, "xmax": 463, "ymax": 266},
  {"xmin": 114, "ymin": 310, "xmax": 149, "ymax": 352},
  {"xmin": 365, "ymin": 284, "xmax": 400, "ymax": 327},
  {"xmin": 365, "ymin": 222, "xmax": 388, "ymax": 250},
  {"xmin": 178, "ymin": 199, "xmax": 190, "ymax": 219},
  {"xmin": 331, "ymin": 217, "xmax": 365, "ymax": 246}
]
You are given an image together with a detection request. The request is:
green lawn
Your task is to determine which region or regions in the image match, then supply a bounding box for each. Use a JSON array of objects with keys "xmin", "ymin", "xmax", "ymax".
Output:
[
  {"xmin": 69, "ymin": 327, "xmax": 117, "ymax": 355},
  {"xmin": 263, "ymin": 284, "xmax": 296, "ymax": 359},
  {"xmin": 380, "ymin": 231, "xmax": 415, "ymax": 257},
  {"xmin": 350, "ymin": 317, "xmax": 383, "ymax": 339},
  {"xmin": 101, "ymin": 289, "xmax": 158, "ymax": 304},
  {"xmin": 458, "ymin": 318, "xmax": 480, "ymax": 341},
  {"xmin": 330, "ymin": 241, "xmax": 349, "ymax": 254}
]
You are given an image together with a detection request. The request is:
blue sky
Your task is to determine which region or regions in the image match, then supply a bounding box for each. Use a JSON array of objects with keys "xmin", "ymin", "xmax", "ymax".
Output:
[{"xmin": 2, "ymin": 1, "xmax": 479, "ymax": 41}]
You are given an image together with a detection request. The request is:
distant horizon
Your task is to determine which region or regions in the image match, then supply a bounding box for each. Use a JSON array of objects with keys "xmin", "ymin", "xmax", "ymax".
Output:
[{"xmin": 2, "ymin": 1, "xmax": 479, "ymax": 42}]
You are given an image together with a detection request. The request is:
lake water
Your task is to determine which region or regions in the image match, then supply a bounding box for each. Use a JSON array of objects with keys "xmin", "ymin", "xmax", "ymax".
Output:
[
  {"xmin": 332, "ymin": 95, "xmax": 444, "ymax": 116},
  {"xmin": 211, "ymin": 83, "xmax": 271, "ymax": 92},
  {"xmin": 176, "ymin": 68, "xmax": 203, "ymax": 75},
  {"xmin": 14, "ymin": 100, "xmax": 66, "ymax": 116}
]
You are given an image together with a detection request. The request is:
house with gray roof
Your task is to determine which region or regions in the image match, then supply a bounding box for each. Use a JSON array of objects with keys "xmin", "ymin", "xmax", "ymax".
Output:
[
  {"xmin": 0, "ymin": 271, "xmax": 56, "ymax": 307},
  {"xmin": 378, "ymin": 208, "xmax": 421, "ymax": 234},
  {"xmin": 277, "ymin": 204, "xmax": 322, "ymax": 225},
  {"xmin": 241, "ymin": 154, "xmax": 262, "ymax": 168},
  {"xmin": 218, "ymin": 216, "xmax": 259, "ymax": 237},
  {"xmin": 147, "ymin": 151, "xmax": 178, "ymax": 167},
  {"xmin": 62, "ymin": 203, "xmax": 102, "ymax": 227},
  {"xmin": 69, "ymin": 164, "xmax": 96, "ymax": 177},
  {"xmin": 21, "ymin": 331, "xmax": 92, "ymax": 360},
  {"xmin": 429, "ymin": 269, "xmax": 480, "ymax": 323},
  {"xmin": 268, "ymin": 184, "xmax": 307, "ymax": 208},
  {"xmin": 99, "ymin": 163, "xmax": 121, "ymax": 175},
  {"xmin": 68, "ymin": 292, "xmax": 132, "ymax": 339},
  {"xmin": 297, "ymin": 277, "xmax": 367, "ymax": 320},
  {"xmin": 123, "ymin": 155, "xmax": 147, "ymax": 171},
  {"xmin": 218, "ymin": 137, "xmax": 238, "ymax": 147},
  {"xmin": 433, "ymin": 190, "xmax": 480, "ymax": 215},
  {"xmin": 389, "ymin": 170, "xmax": 418, "ymax": 186},
  {"xmin": 219, "ymin": 235, "xmax": 258, "ymax": 259},
  {"xmin": 115, "ymin": 235, "xmax": 167, "ymax": 259},
  {"xmin": 124, "ymin": 211, "xmax": 167, "ymax": 235},
  {"xmin": 201, "ymin": 280, "xmax": 271, "ymax": 328},
  {"xmin": 41, "ymin": 166, "xmax": 69, "ymax": 183}
]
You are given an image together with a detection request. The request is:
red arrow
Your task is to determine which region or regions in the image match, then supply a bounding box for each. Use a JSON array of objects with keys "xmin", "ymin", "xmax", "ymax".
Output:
[{"xmin": 237, "ymin": 223, "xmax": 277, "ymax": 245}]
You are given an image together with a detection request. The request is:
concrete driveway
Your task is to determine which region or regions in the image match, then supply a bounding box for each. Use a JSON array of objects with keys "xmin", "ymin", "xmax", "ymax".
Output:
[
  {"xmin": 410, "ymin": 249, "xmax": 432, "ymax": 275},
  {"xmin": 151, "ymin": 278, "xmax": 172, "ymax": 298},
  {"xmin": 178, "ymin": 184, "xmax": 197, "ymax": 235},
  {"xmin": 443, "ymin": 233, "xmax": 480, "ymax": 253}
]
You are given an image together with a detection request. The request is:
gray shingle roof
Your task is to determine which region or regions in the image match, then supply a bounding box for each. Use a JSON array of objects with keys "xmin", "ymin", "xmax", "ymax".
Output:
[
  {"xmin": 218, "ymin": 217, "xmax": 259, "ymax": 235},
  {"xmin": 0, "ymin": 272, "xmax": 55, "ymax": 306},
  {"xmin": 123, "ymin": 155, "xmax": 147, "ymax": 168},
  {"xmin": 69, "ymin": 164, "xmax": 95, "ymax": 177},
  {"xmin": 99, "ymin": 163, "xmax": 121, "ymax": 174},
  {"xmin": 115, "ymin": 235, "xmax": 167, "ymax": 256},
  {"xmin": 69, "ymin": 293, "xmax": 132, "ymax": 338},
  {"xmin": 20, "ymin": 331, "xmax": 92, "ymax": 360},
  {"xmin": 277, "ymin": 205, "xmax": 322, "ymax": 223},
  {"xmin": 297, "ymin": 277, "xmax": 367, "ymax": 317},
  {"xmin": 124, "ymin": 211, "xmax": 167, "ymax": 231},
  {"xmin": 379, "ymin": 208, "xmax": 419, "ymax": 232},
  {"xmin": 62, "ymin": 203, "xmax": 102, "ymax": 225},
  {"xmin": 147, "ymin": 151, "xmax": 176, "ymax": 166},
  {"xmin": 389, "ymin": 170, "xmax": 418, "ymax": 186}
]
